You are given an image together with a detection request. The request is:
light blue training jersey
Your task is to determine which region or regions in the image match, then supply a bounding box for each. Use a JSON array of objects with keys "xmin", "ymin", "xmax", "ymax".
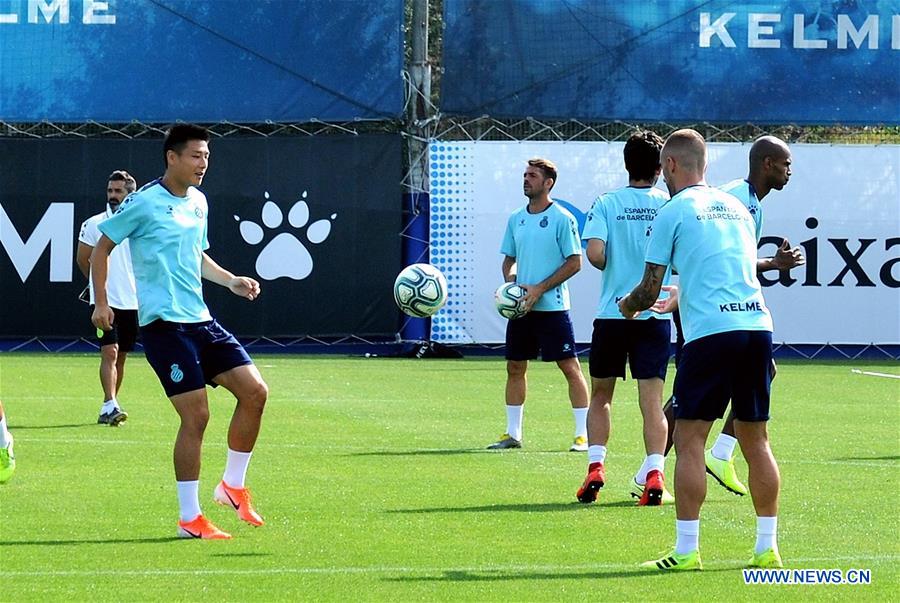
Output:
[
  {"xmin": 500, "ymin": 201, "xmax": 581, "ymax": 311},
  {"xmin": 719, "ymin": 179, "xmax": 763, "ymax": 242},
  {"xmin": 644, "ymin": 184, "xmax": 772, "ymax": 344},
  {"xmin": 582, "ymin": 186, "xmax": 670, "ymax": 320},
  {"xmin": 99, "ymin": 179, "xmax": 213, "ymax": 326}
]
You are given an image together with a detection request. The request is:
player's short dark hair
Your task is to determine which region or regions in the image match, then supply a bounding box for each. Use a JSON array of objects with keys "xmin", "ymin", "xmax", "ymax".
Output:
[
  {"xmin": 163, "ymin": 124, "xmax": 210, "ymax": 167},
  {"xmin": 107, "ymin": 170, "xmax": 136, "ymax": 192},
  {"xmin": 624, "ymin": 130, "xmax": 664, "ymax": 181},
  {"xmin": 527, "ymin": 158, "xmax": 558, "ymax": 189}
]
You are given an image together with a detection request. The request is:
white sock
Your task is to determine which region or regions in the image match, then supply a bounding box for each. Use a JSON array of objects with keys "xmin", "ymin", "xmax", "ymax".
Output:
[
  {"xmin": 0, "ymin": 415, "xmax": 9, "ymax": 448},
  {"xmin": 635, "ymin": 453, "xmax": 665, "ymax": 484},
  {"xmin": 711, "ymin": 433, "xmax": 738, "ymax": 461},
  {"xmin": 101, "ymin": 398, "xmax": 118, "ymax": 413},
  {"xmin": 176, "ymin": 480, "xmax": 202, "ymax": 522},
  {"xmin": 222, "ymin": 449, "xmax": 253, "ymax": 488},
  {"xmin": 675, "ymin": 519, "xmax": 700, "ymax": 555},
  {"xmin": 572, "ymin": 407, "xmax": 588, "ymax": 438},
  {"xmin": 505, "ymin": 405, "xmax": 524, "ymax": 441},
  {"xmin": 755, "ymin": 516, "xmax": 778, "ymax": 554},
  {"xmin": 588, "ymin": 445, "xmax": 607, "ymax": 465}
]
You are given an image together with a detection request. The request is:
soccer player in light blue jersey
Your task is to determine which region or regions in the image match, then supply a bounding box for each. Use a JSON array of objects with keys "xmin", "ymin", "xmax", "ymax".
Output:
[
  {"xmin": 487, "ymin": 158, "xmax": 590, "ymax": 451},
  {"xmin": 661, "ymin": 136, "xmax": 804, "ymax": 497},
  {"xmin": 91, "ymin": 124, "xmax": 268, "ymax": 540},
  {"xmin": 575, "ymin": 131, "xmax": 674, "ymax": 507},
  {"xmin": 620, "ymin": 129, "xmax": 783, "ymax": 571}
]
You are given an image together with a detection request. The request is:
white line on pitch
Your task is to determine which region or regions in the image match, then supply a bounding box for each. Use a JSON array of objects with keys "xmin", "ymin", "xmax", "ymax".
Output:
[
  {"xmin": 850, "ymin": 369, "xmax": 900, "ymax": 380},
  {"xmin": 1, "ymin": 554, "xmax": 897, "ymax": 578}
]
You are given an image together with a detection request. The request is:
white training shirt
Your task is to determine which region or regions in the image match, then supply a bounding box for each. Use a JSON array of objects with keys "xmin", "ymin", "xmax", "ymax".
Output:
[{"xmin": 79, "ymin": 205, "xmax": 138, "ymax": 310}]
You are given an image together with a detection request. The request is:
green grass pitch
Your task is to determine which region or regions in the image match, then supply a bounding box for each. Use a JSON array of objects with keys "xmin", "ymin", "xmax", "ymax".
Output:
[{"xmin": 0, "ymin": 353, "xmax": 897, "ymax": 600}]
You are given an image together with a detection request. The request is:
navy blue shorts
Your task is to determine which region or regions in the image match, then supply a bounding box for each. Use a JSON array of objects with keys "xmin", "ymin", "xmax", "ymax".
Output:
[
  {"xmin": 672, "ymin": 330, "xmax": 773, "ymax": 422},
  {"xmin": 92, "ymin": 307, "xmax": 139, "ymax": 352},
  {"xmin": 589, "ymin": 318, "xmax": 670, "ymax": 380},
  {"xmin": 140, "ymin": 319, "xmax": 252, "ymax": 397},
  {"xmin": 673, "ymin": 309, "xmax": 685, "ymax": 368},
  {"xmin": 505, "ymin": 310, "xmax": 577, "ymax": 361}
]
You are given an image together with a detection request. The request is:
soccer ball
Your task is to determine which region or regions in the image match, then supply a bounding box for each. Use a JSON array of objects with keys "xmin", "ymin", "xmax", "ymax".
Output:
[
  {"xmin": 494, "ymin": 282, "xmax": 528, "ymax": 320},
  {"xmin": 393, "ymin": 263, "xmax": 448, "ymax": 318}
]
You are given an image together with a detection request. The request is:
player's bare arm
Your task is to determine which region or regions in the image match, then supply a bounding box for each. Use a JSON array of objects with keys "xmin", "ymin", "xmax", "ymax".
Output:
[
  {"xmin": 201, "ymin": 252, "xmax": 261, "ymax": 301},
  {"xmin": 758, "ymin": 238, "xmax": 805, "ymax": 273},
  {"xmin": 585, "ymin": 239, "xmax": 607, "ymax": 270},
  {"xmin": 502, "ymin": 255, "xmax": 517, "ymax": 283},
  {"xmin": 89, "ymin": 235, "xmax": 117, "ymax": 331},
  {"xmin": 520, "ymin": 253, "xmax": 581, "ymax": 310},
  {"xmin": 76, "ymin": 242, "xmax": 93, "ymax": 279},
  {"xmin": 618, "ymin": 262, "xmax": 667, "ymax": 319}
]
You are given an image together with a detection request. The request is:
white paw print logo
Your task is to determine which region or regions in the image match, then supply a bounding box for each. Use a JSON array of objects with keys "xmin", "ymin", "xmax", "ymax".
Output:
[{"xmin": 235, "ymin": 191, "xmax": 337, "ymax": 280}]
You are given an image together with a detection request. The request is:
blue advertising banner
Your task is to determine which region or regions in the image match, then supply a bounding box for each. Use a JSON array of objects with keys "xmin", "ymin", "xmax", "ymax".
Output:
[
  {"xmin": 442, "ymin": 0, "xmax": 900, "ymax": 124},
  {"xmin": 0, "ymin": 0, "xmax": 403, "ymax": 122}
]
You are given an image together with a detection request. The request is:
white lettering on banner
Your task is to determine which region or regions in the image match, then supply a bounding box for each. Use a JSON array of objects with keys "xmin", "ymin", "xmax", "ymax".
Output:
[
  {"xmin": 0, "ymin": 203, "xmax": 73, "ymax": 282},
  {"xmin": 0, "ymin": 0, "xmax": 16, "ymax": 23},
  {"xmin": 837, "ymin": 15, "xmax": 878, "ymax": 49},
  {"xmin": 793, "ymin": 14, "xmax": 827, "ymax": 49},
  {"xmin": 700, "ymin": 12, "xmax": 900, "ymax": 49},
  {"xmin": 0, "ymin": 0, "xmax": 114, "ymax": 24},
  {"xmin": 83, "ymin": 0, "xmax": 113, "ymax": 24},
  {"xmin": 748, "ymin": 13, "xmax": 780, "ymax": 49},
  {"xmin": 700, "ymin": 12, "xmax": 736, "ymax": 48},
  {"xmin": 29, "ymin": 0, "xmax": 68, "ymax": 23}
]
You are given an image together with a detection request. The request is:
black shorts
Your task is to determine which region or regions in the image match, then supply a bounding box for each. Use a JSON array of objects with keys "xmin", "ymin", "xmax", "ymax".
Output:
[
  {"xmin": 91, "ymin": 307, "xmax": 139, "ymax": 352},
  {"xmin": 140, "ymin": 319, "xmax": 252, "ymax": 397},
  {"xmin": 672, "ymin": 330, "xmax": 772, "ymax": 422},
  {"xmin": 673, "ymin": 309, "xmax": 685, "ymax": 368},
  {"xmin": 589, "ymin": 318, "xmax": 670, "ymax": 380},
  {"xmin": 505, "ymin": 310, "xmax": 577, "ymax": 362}
]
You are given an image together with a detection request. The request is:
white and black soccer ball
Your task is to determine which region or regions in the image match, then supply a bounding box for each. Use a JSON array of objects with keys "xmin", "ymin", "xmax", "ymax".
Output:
[
  {"xmin": 494, "ymin": 282, "xmax": 527, "ymax": 320},
  {"xmin": 393, "ymin": 263, "xmax": 448, "ymax": 318}
]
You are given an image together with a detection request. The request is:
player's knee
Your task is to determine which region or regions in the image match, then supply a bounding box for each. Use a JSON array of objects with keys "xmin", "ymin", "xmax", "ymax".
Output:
[
  {"xmin": 561, "ymin": 364, "xmax": 584, "ymax": 382},
  {"xmin": 100, "ymin": 345, "xmax": 118, "ymax": 363},
  {"xmin": 506, "ymin": 362, "xmax": 527, "ymax": 378},
  {"xmin": 242, "ymin": 380, "xmax": 268, "ymax": 413},
  {"xmin": 182, "ymin": 407, "xmax": 210, "ymax": 433},
  {"xmin": 589, "ymin": 394, "xmax": 612, "ymax": 410}
]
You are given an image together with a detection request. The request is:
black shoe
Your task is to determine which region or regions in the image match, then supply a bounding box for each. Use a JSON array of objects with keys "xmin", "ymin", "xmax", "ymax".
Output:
[{"xmin": 98, "ymin": 408, "xmax": 128, "ymax": 426}]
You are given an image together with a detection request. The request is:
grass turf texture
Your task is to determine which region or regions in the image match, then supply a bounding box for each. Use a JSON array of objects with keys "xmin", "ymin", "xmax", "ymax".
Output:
[{"xmin": 0, "ymin": 354, "xmax": 897, "ymax": 601}]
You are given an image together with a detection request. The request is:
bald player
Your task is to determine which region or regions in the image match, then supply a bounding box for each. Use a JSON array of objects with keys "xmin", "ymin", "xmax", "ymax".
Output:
[
  {"xmin": 659, "ymin": 136, "xmax": 804, "ymax": 497},
  {"xmin": 620, "ymin": 129, "xmax": 783, "ymax": 571}
]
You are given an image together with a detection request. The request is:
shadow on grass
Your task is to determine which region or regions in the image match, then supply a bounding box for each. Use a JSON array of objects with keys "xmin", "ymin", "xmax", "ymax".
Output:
[
  {"xmin": 385, "ymin": 566, "xmax": 734, "ymax": 583},
  {"xmin": 387, "ymin": 500, "xmax": 642, "ymax": 514},
  {"xmin": 11, "ymin": 423, "xmax": 98, "ymax": 430},
  {"xmin": 0, "ymin": 536, "xmax": 181, "ymax": 546},
  {"xmin": 835, "ymin": 455, "xmax": 900, "ymax": 462}
]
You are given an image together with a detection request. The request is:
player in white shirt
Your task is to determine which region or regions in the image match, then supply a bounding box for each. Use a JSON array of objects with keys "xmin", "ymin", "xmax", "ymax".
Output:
[{"xmin": 76, "ymin": 171, "xmax": 139, "ymax": 426}]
